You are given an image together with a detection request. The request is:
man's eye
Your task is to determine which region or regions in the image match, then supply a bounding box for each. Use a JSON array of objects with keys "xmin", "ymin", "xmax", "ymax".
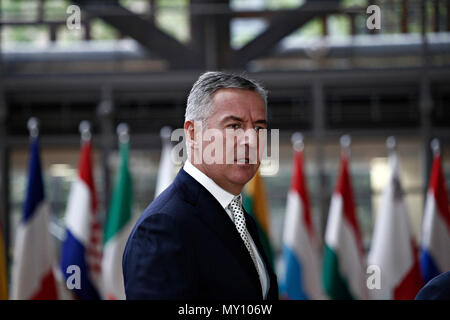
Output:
[
  {"xmin": 254, "ymin": 126, "xmax": 265, "ymax": 132},
  {"xmin": 229, "ymin": 123, "xmax": 241, "ymax": 129}
]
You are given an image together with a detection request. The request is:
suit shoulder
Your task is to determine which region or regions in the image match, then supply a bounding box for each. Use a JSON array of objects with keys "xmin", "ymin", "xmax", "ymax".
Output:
[
  {"xmin": 129, "ymin": 183, "xmax": 196, "ymax": 240},
  {"xmin": 416, "ymin": 271, "xmax": 450, "ymax": 300},
  {"xmin": 144, "ymin": 183, "xmax": 195, "ymax": 219}
]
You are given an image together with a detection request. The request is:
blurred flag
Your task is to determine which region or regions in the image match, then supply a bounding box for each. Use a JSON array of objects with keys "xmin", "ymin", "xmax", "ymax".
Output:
[
  {"xmin": 155, "ymin": 127, "xmax": 174, "ymax": 198},
  {"xmin": 420, "ymin": 145, "xmax": 450, "ymax": 283},
  {"xmin": 11, "ymin": 137, "xmax": 58, "ymax": 299},
  {"xmin": 243, "ymin": 170, "xmax": 274, "ymax": 269},
  {"xmin": 0, "ymin": 219, "xmax": 8, "ymax": 299},
  {"xmin": 102, "ymin": 136, "xmax": 133, "ymax": 300},
  {"xmin": 281, "ymin": 147, "xmax": 323, "ymax": 299},
  {"xmin": 322, "ymin": 151, "xmax": 367, "ymax": 300},
  {"xmin": 61, "ymin": 139, "xmax": 102, "ymax": 299},
  {"xmin": 368, "ymin": 145, "xmax": 423, "ymax": 299}
]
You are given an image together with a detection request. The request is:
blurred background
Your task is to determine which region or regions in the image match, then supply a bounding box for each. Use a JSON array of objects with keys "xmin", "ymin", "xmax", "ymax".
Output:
[{"xmin": 0, "ymin": 0, "xmax": 450, "ymax": 299}]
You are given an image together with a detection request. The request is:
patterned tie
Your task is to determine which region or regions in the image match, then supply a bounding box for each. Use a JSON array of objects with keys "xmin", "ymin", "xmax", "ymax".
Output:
[{"xmin": 229, "ymin": 196, "xmax": 260, "ymax": 278}]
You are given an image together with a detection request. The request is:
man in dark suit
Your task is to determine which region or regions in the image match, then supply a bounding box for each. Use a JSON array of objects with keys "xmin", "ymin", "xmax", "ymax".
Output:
[{"xmin": 122, "ymin": 71, "xmax": 279, "ymax": 300}]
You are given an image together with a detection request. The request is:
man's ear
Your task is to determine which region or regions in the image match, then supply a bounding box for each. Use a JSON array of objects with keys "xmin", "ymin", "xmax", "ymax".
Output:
[{"xmin": 184, "ymin": 120, "xmax": 197, "ymax": 148}]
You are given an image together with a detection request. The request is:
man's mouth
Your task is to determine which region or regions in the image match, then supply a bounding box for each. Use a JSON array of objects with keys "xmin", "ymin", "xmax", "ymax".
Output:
[{"xmin": 236, "ymin": 158, "xmax": 250, "ymax": 164}]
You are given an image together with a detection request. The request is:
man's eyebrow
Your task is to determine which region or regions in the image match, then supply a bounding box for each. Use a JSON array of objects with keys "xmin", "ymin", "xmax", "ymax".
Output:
[
  {"xmin": 221, "ymin": 116, "xmax": 267, "ymax": 126},
  {"xmin": 221, "ymin": 115, "xmax": 243, "ymax": 123},
  {"xmin": 254, "ymin": 119, "xmax": 267, "ymax": 126}
]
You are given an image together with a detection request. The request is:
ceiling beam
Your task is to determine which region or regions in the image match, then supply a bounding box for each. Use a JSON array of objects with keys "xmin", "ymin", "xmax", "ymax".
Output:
[
  {"xmin": 72, "ymin": 0, "xmax": 200, "ymax": 69},
  {"xmin": 232, "ymin": 0, "xmax": 341, "ymax": 68},
  {"xmin": 190, "ymin": 0, "xmax": 232, "ymax": 70}
]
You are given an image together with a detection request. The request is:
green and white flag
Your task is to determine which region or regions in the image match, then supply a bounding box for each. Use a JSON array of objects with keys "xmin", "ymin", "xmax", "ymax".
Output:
[{"xmin": 102, "ymin": 140, "xmax": 134, "ymax": 300}]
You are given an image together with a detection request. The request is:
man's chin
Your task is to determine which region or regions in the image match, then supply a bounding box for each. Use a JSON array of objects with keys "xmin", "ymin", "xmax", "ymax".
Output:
[{"xmin": 230, "ymin": 163, "xmax": 258, "ymax": 182}]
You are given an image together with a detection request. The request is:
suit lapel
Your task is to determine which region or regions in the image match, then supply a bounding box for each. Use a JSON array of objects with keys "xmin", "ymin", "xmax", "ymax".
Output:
[
  {"xmin": 195, "ymin": 189, "xmax": 263, "ymax": 298},
  {"xmin": 174, "ymin": 169, "xmax": 263, "ymax": 298},
  {"xmin": 244, "ymin": 209, "xmax": 278, "ymax": 299},
  {"xmin": 244, "ymin": 211, "xmax": 268, "ymax": 268}
]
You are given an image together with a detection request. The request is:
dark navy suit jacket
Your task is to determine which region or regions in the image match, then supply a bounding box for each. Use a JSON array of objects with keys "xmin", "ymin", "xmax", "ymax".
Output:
[
  {"xmin": 415, "ymin": 271, "xmax": 450, "ymax": 300},
  {"xmin": 122, "ymin": 168, "xmax": 279, "ymax": 300}
]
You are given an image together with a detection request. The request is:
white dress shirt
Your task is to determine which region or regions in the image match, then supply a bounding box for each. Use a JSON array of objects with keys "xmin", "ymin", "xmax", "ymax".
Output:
[{"xmin": 183, "ymin": 160, "xmax": 269, "ymax": 299}]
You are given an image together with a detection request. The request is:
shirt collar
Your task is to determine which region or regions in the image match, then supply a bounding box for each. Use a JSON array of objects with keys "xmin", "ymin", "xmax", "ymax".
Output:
[{"xmin": 183, "ymin": 160, "xmax": 237, "ymax": 209}]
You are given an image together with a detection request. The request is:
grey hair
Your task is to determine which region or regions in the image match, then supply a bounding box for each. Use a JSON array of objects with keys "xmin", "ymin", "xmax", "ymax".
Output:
[{"xmin": 185, "ymin": 71, "xmax": 268, "ymax": 124}]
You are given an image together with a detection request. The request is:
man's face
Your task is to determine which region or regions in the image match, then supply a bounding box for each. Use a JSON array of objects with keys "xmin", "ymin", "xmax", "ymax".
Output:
[{"xmin": 188, "ymin": 88, "xmax": 267, "ymax": 195}]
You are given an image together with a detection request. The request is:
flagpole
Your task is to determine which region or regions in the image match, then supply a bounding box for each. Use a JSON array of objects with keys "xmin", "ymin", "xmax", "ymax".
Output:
[
  {"xmin": 117, "ymin": 123, "xmax": 130, "ymax": 146},
  {"xmin": 430, "ymin": 138, "xmax": 440, "ymax": 157},
  {"xmin": 386, "ymin": 136, "xmax": 397, "ymax": 170},
  {"xmin": 160, "ymin": 126, "xmax": 172, "ymax": 150},
  {"xmin": 79, "ymin": 120, "xmax": 92, "ymax": 143},
  {"xmin": 386, "ymin": 136, "xmax": 396, "ymax": 153},
  {"xmin": 340, "ymin": 134, "xmax": 351, "ymax": 158},
  {"xmin": 27, "ymin": 117, "xmax": 39, "ymax": 140},
  {"xmin": 291, "ymin": 132, "xmax": 304, "ymax": 153}
]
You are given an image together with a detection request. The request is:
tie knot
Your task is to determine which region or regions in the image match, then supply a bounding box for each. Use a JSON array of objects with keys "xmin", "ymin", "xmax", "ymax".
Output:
[
  {"xmin": 230, "ymin": 195, "xmax": 242, "ymax": 208},
  {"xmin": 229, "ymin": 195, "xmax": 243, "ymax": 217}
]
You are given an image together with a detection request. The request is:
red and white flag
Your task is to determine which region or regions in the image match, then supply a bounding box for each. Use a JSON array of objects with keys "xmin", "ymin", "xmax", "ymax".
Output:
[
  {"xmin": 420, "ymin": 143, "xmax": 450, "ymax": 283},
  {"xmin": 282, "ymin": 144, "xmax": 323, "ymax": 299},
  {"xmin": 368, "ymin": 147, "xmax": 423, "ymax": 299},
  {"xmin": 61, "ymin": 138, "xmax": 103, "ymax": 299}
]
